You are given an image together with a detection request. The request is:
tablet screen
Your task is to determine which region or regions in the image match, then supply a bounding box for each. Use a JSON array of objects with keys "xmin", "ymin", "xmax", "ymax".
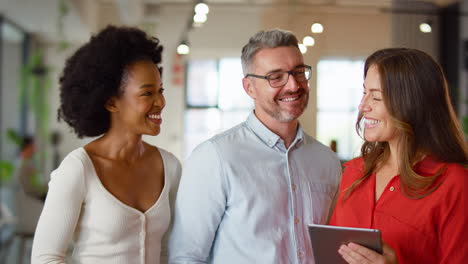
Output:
[{"xmin": 308, "ymin": 224, "xmax": 382, "ymax": 264}]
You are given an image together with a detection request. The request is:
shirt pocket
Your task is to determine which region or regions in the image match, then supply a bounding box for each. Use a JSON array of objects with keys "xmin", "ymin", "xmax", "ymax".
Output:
[{"xmin": 306, "ymin": 183, "xmax": 335, "ymax": 224}]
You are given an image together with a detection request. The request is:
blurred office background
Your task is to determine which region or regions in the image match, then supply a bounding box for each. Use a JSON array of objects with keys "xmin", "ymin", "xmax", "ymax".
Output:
[{"xmin": 1, "ymin": 0, "xmax": 467, "ymax": 263}]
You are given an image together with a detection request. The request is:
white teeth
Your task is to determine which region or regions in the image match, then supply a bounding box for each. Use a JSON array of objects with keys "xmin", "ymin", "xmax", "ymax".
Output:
[
  {"xmin": 364, "ymin": 118, "xmax": 380, "ymax": 125},
  {"xmin": 279, "ymin": 96, "xmax": 299, "ymax": 102},
  {"xmin": 148, "ymin": 114, "xmax": 161, "ymax": 119}
]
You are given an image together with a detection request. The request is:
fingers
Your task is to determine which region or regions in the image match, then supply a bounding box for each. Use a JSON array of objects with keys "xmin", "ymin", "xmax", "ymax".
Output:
[
  {"xmin": 339, "ymin": 243, "xmax": 386, "ymax": 264},
  {"xmin": 339, "ymin": 244, "xmax": 371, "ymax": 264},
  {"xmin": 348, "ymin": 243, "xmax": 381, "ymax": 261},
  {"xmin": 339, "ymin": 241, "xmax": 398, "ymax": 264},
  {"xmin": 382, "ymin": 242, "xmax": 398, "ymax": 262},
  {"xmin": 382, "ymin": 242, "xmax": 394, "ymax": 254}
]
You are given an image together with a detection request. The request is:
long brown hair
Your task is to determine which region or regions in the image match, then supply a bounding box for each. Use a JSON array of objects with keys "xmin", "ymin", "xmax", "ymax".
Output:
[{"xmin": 345, "ymin": 48, "xmax": 468, "ymax": 199}]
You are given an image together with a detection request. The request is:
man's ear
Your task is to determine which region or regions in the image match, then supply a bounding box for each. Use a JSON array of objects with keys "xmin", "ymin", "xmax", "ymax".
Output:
[
  {"xmin": 105, "ymin": 96, "xmax": 119, "ymax": 112},
  {"xmin": 243, "ymin": 77, "xmax": 256, "ymax": 99}
]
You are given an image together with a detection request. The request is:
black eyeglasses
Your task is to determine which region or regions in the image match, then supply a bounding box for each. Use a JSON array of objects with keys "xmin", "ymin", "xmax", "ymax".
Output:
[{"xmin": 245, "ymin": 65, "xmax": 312, "ymax": 88}]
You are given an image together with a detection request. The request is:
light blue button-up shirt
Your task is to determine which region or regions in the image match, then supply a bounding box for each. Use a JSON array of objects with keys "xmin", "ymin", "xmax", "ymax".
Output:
[{"xmin": 168, "ymin": 113, "xmax": 342, "ymax": 264}]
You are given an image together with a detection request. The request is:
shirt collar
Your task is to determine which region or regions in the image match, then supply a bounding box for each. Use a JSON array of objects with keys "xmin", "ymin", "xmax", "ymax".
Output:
[
  {"xmin": 413, "ymin": 155, "xmax": 446, "ymax": 175},
  {"xmin": 343, "ymin": 155, "xmax": 446, "ymax": 175},
  {"xmin": 245, "ymin": 112, "xmax": 304, "ymax": 148}
]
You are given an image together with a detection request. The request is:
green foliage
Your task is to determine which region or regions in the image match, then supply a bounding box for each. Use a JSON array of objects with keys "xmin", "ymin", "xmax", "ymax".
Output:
[
  {"xmin": 1, "ymin": 2, "xmax": 62, "ymax": 185},
  {"xmin": 30, "ymin": 171, "xmax": 46, "ymax": 191},
  {"xmin": 58, "ymin": 0, "xmax": 69, "ymax": 16},
  {"xmin": 57, "ymin": 0, "xmax": 70, "ymax": 52},
  {"xmin": 18, "ymin": 51, "xmax": 52, "ymax": 174},
  {"xmin": 1, "ymin": 129, "xmax": 22, "ymax": 181},
  {"xmin": 6, "ymin": 128, "xmax": 22, "ymax": 146},
  {"xmin": 0, "ymin": 160, "xmax": 14, "ymax": 181},
  {"xmin": 20, "ymin": 51, "xmax": 52, "ymax": 143}
]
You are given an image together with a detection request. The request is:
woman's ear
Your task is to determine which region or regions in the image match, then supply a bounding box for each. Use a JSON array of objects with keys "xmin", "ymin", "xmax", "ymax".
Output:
[{"xmin": 105, "ymin": 96, "xmax": 118, "ymax": 112}]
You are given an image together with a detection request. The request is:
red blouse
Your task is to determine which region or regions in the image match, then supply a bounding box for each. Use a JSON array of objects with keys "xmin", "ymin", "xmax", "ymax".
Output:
[{"xmin": 330, "ymin": 156, "xmax": 468, "ymax": 264}]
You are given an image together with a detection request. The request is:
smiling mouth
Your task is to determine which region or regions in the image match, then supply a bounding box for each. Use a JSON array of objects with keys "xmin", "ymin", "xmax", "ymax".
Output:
[
  {"xmin": 364, "ymin": 118, "xmax": 380, "ymax": 126},
  {"xmin": 278, "ymin": 93, "xmax": 303, "ymax": 102},
  {"xmin": 148, "ymin": 114, "xmax": 161, "ymax": 119},
  {"xmin": 147, "ymin": 113, "xmax": 162, "ymax": 125},
  {"xmin": 279, "ymin": 96, "xmax": 299, "ymax": 102}
]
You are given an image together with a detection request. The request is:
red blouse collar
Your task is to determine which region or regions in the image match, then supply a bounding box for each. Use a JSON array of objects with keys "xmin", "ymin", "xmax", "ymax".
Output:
[{"xmin": 344, "ymin": 155, "xmax": 446, "ymax": 175}]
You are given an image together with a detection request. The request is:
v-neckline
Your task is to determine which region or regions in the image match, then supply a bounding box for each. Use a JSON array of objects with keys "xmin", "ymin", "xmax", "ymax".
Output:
[
  {"xmin": 372, "ymin": 172, "xmax": 398, "ymax": 204},
  {"xmin": 79, "ymin": 147, "xmax": 168, "ymax": 215}
]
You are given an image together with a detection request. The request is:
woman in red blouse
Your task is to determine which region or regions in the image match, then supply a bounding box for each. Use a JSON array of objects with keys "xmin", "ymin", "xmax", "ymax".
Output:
[{"xmin": 330, "ymin": 48, "xmax": 468, "ymax": 264}]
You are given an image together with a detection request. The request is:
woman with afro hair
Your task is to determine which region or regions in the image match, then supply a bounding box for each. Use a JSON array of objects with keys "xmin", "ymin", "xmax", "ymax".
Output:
[{"xmin": 31, "ymin": 25, "xmax": 181, "ymax": 264}]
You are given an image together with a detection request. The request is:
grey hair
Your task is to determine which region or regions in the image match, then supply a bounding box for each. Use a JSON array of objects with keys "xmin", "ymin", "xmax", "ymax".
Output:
[{"xmin": 241, "ymin": 29, "xmax": 299, "ymax": 75}]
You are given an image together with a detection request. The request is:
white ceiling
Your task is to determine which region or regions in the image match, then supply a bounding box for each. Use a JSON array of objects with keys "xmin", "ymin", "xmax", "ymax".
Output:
[
  {"xmin": 0, "ymin": 0, "xmax": 460, "ymax": 43},
  {"xmin": 0, "ymin": 0, "xmax": 89, "ymax": 43}
]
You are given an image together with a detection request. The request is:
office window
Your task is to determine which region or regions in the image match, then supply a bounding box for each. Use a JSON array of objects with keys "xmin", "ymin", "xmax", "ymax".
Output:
[
  {"xmin": 184, "ymin": 58, "xmax": 253, "ymax": 157},
  {"xmin": 316, "ymin": 59, "xmax": 365, "ymax": 161}
]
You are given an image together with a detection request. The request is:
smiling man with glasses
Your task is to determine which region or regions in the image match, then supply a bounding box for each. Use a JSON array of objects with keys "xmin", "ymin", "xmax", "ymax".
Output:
[
  {"xmin": 169, "ymin": 29, "xmax": 342, "ymax": 264},
  {"xmin": 245, "ymin": 65, "xmax": 312, "ymax": 88}
]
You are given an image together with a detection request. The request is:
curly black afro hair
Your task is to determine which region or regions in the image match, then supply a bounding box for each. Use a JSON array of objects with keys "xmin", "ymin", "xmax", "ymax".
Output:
[{"xmin": 57, "ymin": 25, "xmax": 163, "ymax": 138}]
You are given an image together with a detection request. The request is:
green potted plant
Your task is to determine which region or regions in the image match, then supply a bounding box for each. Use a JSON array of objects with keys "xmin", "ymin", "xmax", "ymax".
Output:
[{"xmin": 0, "ymin": 129, "xmax": 22, "ymax": 181}]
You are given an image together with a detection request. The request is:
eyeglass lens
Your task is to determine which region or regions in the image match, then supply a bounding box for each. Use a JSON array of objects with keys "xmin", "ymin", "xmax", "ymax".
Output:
[{"xmin": 268, "ymin": 67, "xmax": 311, "ymax": 87}]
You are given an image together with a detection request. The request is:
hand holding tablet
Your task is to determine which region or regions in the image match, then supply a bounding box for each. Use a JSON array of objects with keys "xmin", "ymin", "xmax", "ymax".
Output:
[{"xmin": 308, "ymin": 224, "xmax": 383, "ymax": 264}]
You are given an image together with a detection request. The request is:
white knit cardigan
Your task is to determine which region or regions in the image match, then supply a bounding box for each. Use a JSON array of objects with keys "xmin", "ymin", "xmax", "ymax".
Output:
[{"xmin": 31, "ymin": 147, "xmax": 181, "ymax": 264}]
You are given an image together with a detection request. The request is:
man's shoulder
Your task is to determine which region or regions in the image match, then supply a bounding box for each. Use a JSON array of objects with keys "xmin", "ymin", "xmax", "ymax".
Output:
[
  {"xmin": 188, "ymin": 122, "xmax": 249, "ymax": 156},
  {"xmin": 301, "ymin": 133, "xmax": 327, "ymax": 149},
  {"xmin": 211, "ymin": 122, "xmax": 250, "ymax": 142},
  {"xmin": 197, "ymin": 122, "xmax": 252, "ymax": 149},
  {"xmin": 301, "ymin": 134, "xmax": 339, "ymax": 159}
]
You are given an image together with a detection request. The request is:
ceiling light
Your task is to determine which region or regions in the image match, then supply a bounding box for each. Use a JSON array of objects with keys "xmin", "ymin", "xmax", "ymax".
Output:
[
  {"xmin": 298, "ymin": 44, "xmax": 307, "ymax": 54},
  {"xmin": 177, "ymin": 43, "xmax": 190, "ymax": 55},
  {"xmin": 311, "ymin": 23, "xmax": 324, "ymax": 34},
  {"xmin": 194, "ymin": 13, "xmax": 207, "ymax": 23},
  {"xmin": 419, "ymin": 22, "xmax": 432, "ymax": 33},
  {"xmin": 195, "ymin": 3, "xmax": 209, "ymax": 15},
  {"xmin": 303, "ymin": 36, "xmax": 315, "ymax": 47}
]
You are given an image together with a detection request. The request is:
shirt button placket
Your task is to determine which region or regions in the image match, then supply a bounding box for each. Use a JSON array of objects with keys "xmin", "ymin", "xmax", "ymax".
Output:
[
  {"xmin": 294, "ymin": 217, "xmax": 299, "ymax": 225},
  {"xmin": 298, "ymin": 250, "xmax": 304, "ymax": 261},
  {"xmin": 140, "ymin": 215, "xmax": 146, "ymax": 264},
  {"xmin": 288, "ymin": 152, "xmax": 303, "ymax": 264}
]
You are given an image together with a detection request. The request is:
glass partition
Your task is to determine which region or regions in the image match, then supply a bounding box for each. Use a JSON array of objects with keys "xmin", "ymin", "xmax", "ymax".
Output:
[{"xmin": 1, "ymin": 17, "xmax": 28, "ymax": 184}]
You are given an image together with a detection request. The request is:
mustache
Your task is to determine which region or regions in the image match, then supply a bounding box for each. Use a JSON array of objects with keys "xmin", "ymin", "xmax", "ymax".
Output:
[{"xmin": 277, "ymin": 88, "xmax": 307, "ymax": 98}]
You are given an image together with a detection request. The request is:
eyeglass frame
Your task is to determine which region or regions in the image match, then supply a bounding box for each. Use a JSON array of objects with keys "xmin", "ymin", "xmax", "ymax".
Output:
[{"xmin": 244, "ymin": 65, "xmax": 312, "ymax": 88}]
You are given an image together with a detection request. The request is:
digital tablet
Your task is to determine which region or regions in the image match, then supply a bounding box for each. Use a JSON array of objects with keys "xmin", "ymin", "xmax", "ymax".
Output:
[{"xmin": 308, "ymin": 224, "xmax": 382, "ymax": 264}]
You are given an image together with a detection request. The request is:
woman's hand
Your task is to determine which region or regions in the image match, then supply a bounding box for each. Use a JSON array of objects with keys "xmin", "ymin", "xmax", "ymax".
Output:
[{"xmin": 338, "ymin": 242, "xmax": 398, "ymax": 264}]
